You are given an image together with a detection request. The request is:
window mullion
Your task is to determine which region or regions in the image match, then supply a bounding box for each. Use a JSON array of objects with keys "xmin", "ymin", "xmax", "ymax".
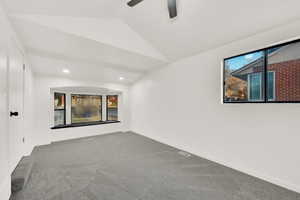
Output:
[{"xmin": 264, "ymin": 50, "xmax": 268, "ymax": 103}]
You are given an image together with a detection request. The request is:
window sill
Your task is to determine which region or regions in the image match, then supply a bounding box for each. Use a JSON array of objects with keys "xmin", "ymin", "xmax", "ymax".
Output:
[{"xmin": 51, "ymin": 121, "xmax": 121, "ymax": 130}]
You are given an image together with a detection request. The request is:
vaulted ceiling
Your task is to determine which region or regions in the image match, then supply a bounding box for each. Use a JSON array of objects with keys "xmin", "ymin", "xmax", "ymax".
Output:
[{"xmin": 3, "ymin": 0, "xmax": 300, "ymax": 84}]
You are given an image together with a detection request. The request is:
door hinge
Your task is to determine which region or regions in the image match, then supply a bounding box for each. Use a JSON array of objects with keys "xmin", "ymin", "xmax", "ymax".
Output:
[
  {"xmin": 23, "ymin": 64, "xmax": 25, "ymax": 71},
  {"xmin": 22, "ymin": 137, "xmax": 25, "ymax": 143}
]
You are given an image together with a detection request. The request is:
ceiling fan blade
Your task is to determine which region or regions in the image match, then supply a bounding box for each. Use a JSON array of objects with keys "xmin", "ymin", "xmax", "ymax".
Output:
[
  {"xmin": 127, "ymin": 0, "xmax": 144, "ymax": 7},
  {"xmin": 168, "ymin": 0, "xmax": 177, "ymax": 18}
]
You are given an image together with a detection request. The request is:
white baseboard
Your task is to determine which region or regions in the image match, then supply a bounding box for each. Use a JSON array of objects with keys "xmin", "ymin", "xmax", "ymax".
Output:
[
  {"xmin": 24, "ymin": 144, "xmax": 34, "ymax": 157},
  {"xmin": 130, "ymin": 130, "xmax": 300, "ymax": 194},
  {"xmin": 0, "ymin": 175, "xmax": 11, "ymax": 200}
]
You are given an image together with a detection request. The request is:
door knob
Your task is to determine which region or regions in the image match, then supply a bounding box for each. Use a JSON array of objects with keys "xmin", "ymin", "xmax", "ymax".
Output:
[{"xmin": 10, "ymin": 111, "xmax": 19, "ymax": 117}]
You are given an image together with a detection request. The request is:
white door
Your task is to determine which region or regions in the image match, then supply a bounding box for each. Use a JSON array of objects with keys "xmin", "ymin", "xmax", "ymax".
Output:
[
  {"xmin": 8, "ymin": 39, "xmax": 25, "ymax": 172},
  {"xmin": 0, "ymin": 33, "xmax": 9, "ymax": 191}
]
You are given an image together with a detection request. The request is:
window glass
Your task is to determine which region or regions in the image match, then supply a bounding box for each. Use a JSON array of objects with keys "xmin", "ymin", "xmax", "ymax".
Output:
[
  {"xmin": 54, "ymin": 93, "xmax": 65, "ymax": 109},
  {"xmin": 107, "ymin": 95, "xmax": 118, "ymax": 121},
  {"xmin": 248, "ymin": 73, "xmax": 262, "ymax": 101},
  {"xmin": 267, "ymin": 42, "xmax": 300, "ymax": 101},
  {"xmin": 224, "ymin": 51, "xmax": 264, "ymax": 102},
  {"xmin": 54, "ymin": 110, "xmax": 65, "ymax": 126},
  {"xmin": 267, "ymin": 71, "xmax": 275, "ymax": 100},
  {"xmin": 71, "ymin": 95, "xmax": 102, "ymax": 123},
  {"xmin": 54, "ymin": 93, "xmax": 65, "ymax": 126}
]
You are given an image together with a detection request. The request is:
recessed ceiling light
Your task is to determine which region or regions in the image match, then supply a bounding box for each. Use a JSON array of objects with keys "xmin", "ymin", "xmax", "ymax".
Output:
[
  {"xmin": 62, "ymin": 69, "xmax": 70, "ymax": 74},
  {"xmin": 119, "ymin": 77, "xmax": 124, "ymax": 80}
]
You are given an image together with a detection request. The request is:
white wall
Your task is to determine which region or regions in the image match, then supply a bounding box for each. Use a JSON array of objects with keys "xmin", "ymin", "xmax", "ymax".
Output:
[
  {"xmin": 31, "ymin": 75, "xmax": 130, "ymax": 147},
  {"xmin": 130, "ymin": 19, "xmax": 300, "ymax": 193}
]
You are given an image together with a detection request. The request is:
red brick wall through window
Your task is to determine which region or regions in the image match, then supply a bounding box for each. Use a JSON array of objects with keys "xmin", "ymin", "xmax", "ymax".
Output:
[{"xmin": 268, "ymin": 59, "xmax": 300, "ymax": 101}]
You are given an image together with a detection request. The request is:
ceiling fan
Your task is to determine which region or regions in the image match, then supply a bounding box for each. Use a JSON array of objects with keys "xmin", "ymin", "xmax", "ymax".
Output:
[{"xmin": 127, "ymin": 0, "xmax": 178, "ymax": 19}]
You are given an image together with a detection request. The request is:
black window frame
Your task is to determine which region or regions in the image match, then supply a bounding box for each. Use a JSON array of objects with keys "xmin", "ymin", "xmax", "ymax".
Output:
[
  {"xmin": 54, "ymin": 92, "xmax": 66, "ymax": 126},
  {"xmin": 71, "ymin": 94, "xmax": 103, "ymax": 124},
  {"xmin": 223, "ymin": 38, "xmax": 300, "ymax": 104},
  {"xmin": 106, "ymin": 95, "xmax": 118, "ymax": 121}
]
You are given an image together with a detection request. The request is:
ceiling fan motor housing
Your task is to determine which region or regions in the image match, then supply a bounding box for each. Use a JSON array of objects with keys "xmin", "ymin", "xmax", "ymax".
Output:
[{"xmin": 127, "ymin": 0, "xmax": 178, "ymax": 19}]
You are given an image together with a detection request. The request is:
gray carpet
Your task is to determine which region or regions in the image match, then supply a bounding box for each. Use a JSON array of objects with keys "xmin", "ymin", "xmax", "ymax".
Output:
[
  {"xmin": 11, "ymin": 156, "xmax": 35, "ymax": 193},
  {"xmin": 10, "ymin": 132, "xmax": 300, "ymax": 200}
]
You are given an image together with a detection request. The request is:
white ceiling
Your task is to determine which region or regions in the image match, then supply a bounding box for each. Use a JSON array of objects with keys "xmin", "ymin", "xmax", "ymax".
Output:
[
  {"xmin": 119, "ymin": 0, "xmax": 300, "ymax": 60},
  {"xmin": 11, "ymin": 14, "xmax": 167, "ymax": 62},
  {"xmin": 3, "ymin": 0, "xmax": 123, "ymax": 18},
  {"xmin": 28, "ymin": 54, "xmax": 141, "ymax": 84},
  {"xmin": 3, "ymin": 0, "xmax": 300, "ymax": 84}
]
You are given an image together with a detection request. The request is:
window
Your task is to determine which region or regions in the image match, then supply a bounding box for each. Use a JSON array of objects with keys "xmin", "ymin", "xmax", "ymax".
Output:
[
  {"xmin": 54, "ymin": 93, "xmax": 66, "ymax": 126},
  {"xmin": 224, "ymin": 51, "xmax": 264, "ymax": 102},
  {"xmin": 107, "ymin": 95, "xmax": 118, "ymax": 121},
  {"xmin": 71, "ymin": 95, "xmax": 102, "ymax": 124},
  {"xmin": 224, "ymin": 39, "xmax": 300, "ymax": 103}
]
